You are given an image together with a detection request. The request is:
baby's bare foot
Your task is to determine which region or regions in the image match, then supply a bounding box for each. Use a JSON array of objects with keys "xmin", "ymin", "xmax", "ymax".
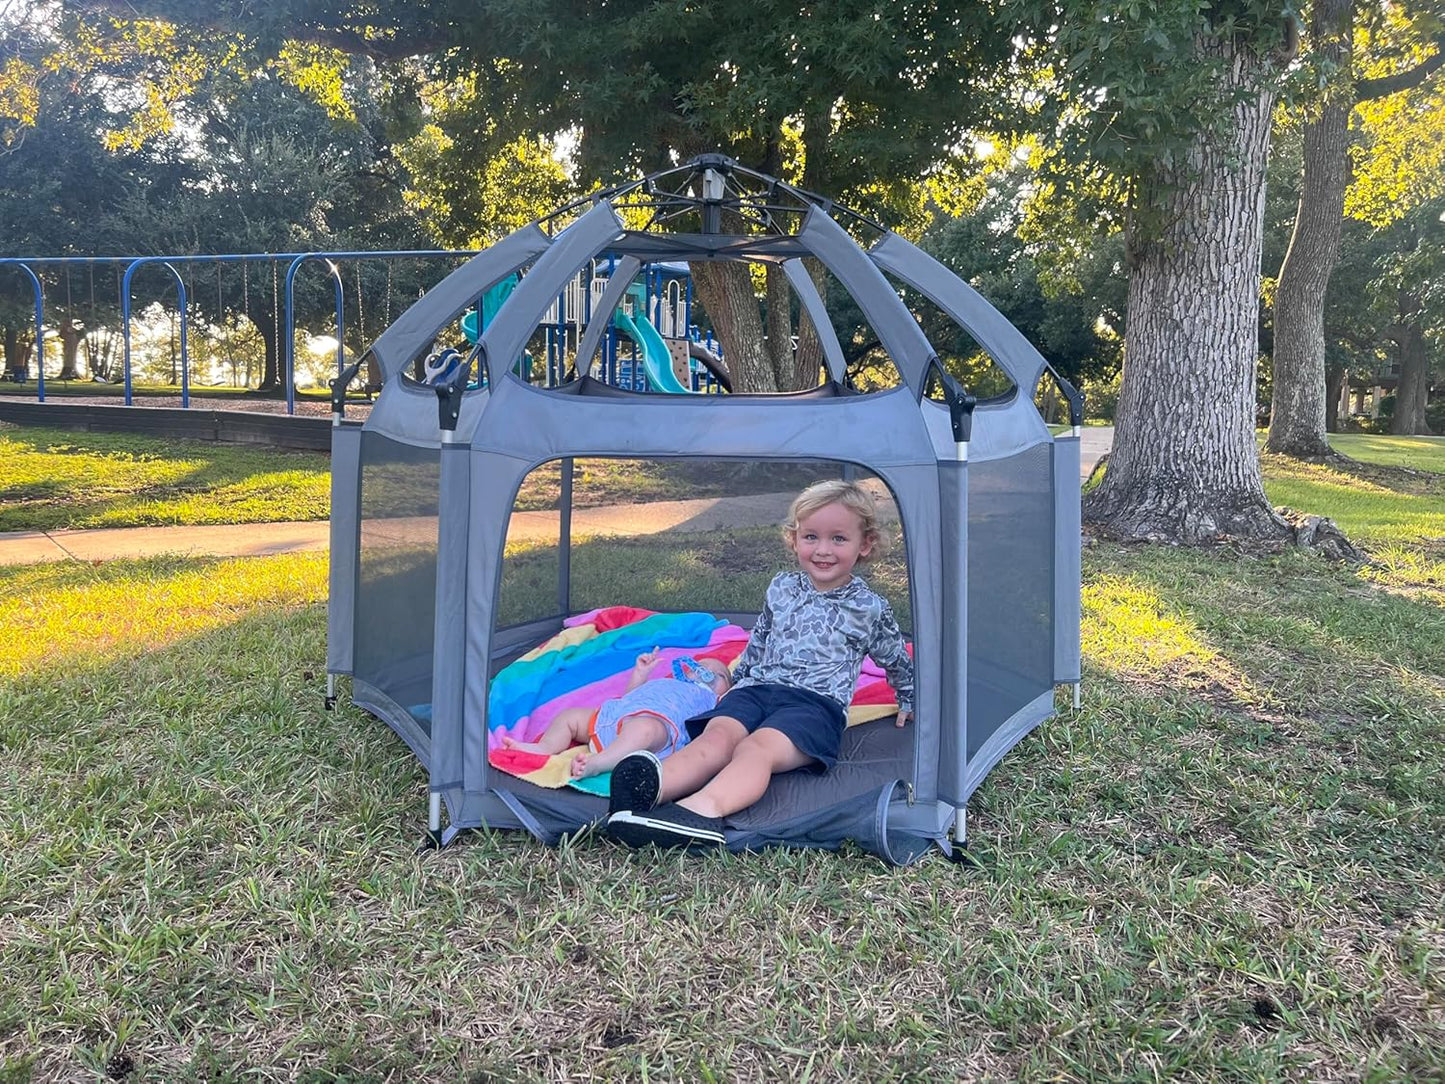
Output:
[
  {"xmin": 569, "ymin": 752, "xmax": 590, "ymax": 778},
  {"xmin": 502, "ymin": 736, "xmax": 548, "ymax": 754}
]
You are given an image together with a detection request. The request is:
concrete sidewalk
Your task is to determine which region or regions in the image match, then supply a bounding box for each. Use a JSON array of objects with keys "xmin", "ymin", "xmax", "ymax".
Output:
[{"xmin": 1, "ymin": 428, "xmax": 1113, "ymax": 565}]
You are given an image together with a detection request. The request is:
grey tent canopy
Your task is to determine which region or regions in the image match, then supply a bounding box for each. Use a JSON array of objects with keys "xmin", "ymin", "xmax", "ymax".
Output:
[{"xmin": 327, "ymin": 155, "xmax": 1082, "ymax": 864}]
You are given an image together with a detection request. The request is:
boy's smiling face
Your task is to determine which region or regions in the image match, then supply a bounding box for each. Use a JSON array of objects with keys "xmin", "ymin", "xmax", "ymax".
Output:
[{"xmin": 790, "ymin": 501, "xmax": 872, "ymax": 592}]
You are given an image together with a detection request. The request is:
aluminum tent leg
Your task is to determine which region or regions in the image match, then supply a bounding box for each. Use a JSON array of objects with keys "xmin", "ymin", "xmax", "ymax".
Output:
[{"xmin": 418, "ymin": 791, "xmax": 444, "ymax": 853}]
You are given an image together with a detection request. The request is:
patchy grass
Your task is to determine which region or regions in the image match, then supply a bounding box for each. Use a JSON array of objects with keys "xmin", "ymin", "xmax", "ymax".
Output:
[
  {"xmin": 0, "ymin": 428, "xmax": 825, "ymax": 533},
  {"xmin": 1263, "ymin": 454, "xmax": 1445, "ymax": 546},
  {"xmin": 1, "ymin": 527, "xmax": 1442, "ymax": 1079},
  {"xmin": 1330, "ymin": 434, "xmax": 1445, "ymax": 475},
  {"xmin": 0, "ymin": 427, "xmax": 330, "ymax": 532},
  {"xmin": 1, "ymin": 432, "xmax": 1442, "ymax": 1077}
]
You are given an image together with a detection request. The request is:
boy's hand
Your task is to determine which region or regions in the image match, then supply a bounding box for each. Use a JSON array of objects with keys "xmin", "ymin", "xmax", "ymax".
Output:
[
  {"xmin": 634, "ymin": 648, "xmax": 661, "ymax": 676},
  {"xmin": 895, "ymin": 709, "xmax": 913, "ymax": 728}
]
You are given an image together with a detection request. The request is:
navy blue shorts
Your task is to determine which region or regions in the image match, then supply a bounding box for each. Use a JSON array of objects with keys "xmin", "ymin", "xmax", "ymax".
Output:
[{"xmin": 685, "ymin": 684, "xmax": 848, "ymax": 772}]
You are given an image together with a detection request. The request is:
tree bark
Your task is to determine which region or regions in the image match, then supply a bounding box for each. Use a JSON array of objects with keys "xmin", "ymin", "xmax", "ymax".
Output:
[
  {"xmin": 1325, "ymin": 363, "xmax": 1346, "ymax": 431},
  {"xmin": 792, "ymin": 257, "xmax": 829, "ymax": 388},
  {"xmin": 1390, "ymin": 299, "xmax": 1431, "ymax": 435},
  {"xmin": 1267, "ymin": 0, "xmax": 1354, "ymax": 458},
  {"xmin": 58, "ymin": 319, "xmax": 83, "ymax": 380},
  {"xmin": 245, "ymin": 298, "xmax": 280, "ymax": 390},
  {"xmin": 1085, "ymin": 37, "xmax": 1291, "ymax": 544},
  {"xmin": 764, "ymin": 262, "xmax": 794, "ymax": 387},
  {"xmin": 2, "ymin": 326, "xmax": 21, "ymax": 381},
  {"xmin": 689, "ymin": 258, "xmax": 771, "ymax": 392}
]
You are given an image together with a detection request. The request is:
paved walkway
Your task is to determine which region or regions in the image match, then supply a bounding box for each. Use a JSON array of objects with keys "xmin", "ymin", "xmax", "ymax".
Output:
[{"xmin": 0, "ymin": 428, "xmax": 1113, "ymax": 565}]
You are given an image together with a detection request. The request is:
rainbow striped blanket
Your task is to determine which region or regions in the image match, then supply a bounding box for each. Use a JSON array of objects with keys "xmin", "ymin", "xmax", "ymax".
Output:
[{"xmin": 486, "ymin": 605, "xmax": 904, "ymax": 793}]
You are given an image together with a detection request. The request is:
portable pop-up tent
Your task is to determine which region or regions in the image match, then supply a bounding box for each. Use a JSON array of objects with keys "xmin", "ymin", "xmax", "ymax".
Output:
[{"xmin": 326, "ymin": 155, "xmax": 1082, "ymax": 864}]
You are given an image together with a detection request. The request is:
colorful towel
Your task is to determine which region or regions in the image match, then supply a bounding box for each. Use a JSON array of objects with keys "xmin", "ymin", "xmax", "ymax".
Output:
[
  {"xmin": 486, "ymin": 606, "xmax": 909, "ymax": 794},
  {"xmin": 487, "ymin": 609, "xmax": 725, "ymax": 746}
]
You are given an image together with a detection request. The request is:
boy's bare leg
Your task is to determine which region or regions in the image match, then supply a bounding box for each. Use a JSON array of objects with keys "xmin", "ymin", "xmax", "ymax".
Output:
[
  {"xmin": 676, "ymin": 727, "xmax": 812, "ymax": 819},
  {"xmin": 573, "ymin": 714, "xmax": 667, "ymax": 778},
  {"xmin": 655, "ymin": 716, "xmax": 748, "ymax": 803},
  {"xmin": 501, "ymin": 706, "xmax": 592, "ymax": 754}
]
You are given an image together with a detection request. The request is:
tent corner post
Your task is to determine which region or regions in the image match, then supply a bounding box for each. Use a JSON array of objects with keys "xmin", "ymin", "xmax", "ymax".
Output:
[{"xmin": 417, "ymin": 791, "xmax": 444, "ymax": 852}]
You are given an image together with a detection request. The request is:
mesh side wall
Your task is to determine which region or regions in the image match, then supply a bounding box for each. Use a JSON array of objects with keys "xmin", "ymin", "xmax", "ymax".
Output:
[
  {"xmin": 498, "ymin": 458, "xmax": 913, "ymax": 631},
  {"xmin": 355, "ymin": 433, "xmax": 441, "ymax": 728},
  {"xmin": 967, "ymin": 443, "xmax": 1053, "ymax": 760}
]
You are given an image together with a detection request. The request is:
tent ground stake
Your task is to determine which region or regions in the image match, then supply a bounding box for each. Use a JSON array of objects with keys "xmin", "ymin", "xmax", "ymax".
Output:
[
  {"xmin": 1072, "ymin": 682, "xmax": 1081, "ymax": 711},
  {"xmin": 324, "ymin": 673, "xmax": 337, "ymax": 711}
]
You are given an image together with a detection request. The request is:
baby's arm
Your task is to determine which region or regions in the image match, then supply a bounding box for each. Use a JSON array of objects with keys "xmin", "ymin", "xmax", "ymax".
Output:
[
  {"xmin": 868, "ymin": 600, "xmax": 914, "ymax": 726},
  {"xmin": 624, "ymin": 647, "xmax": 662, "ymax": 693}
]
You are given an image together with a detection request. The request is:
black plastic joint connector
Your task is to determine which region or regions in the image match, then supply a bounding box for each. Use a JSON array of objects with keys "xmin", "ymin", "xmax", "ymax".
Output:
[
  {"xmin": 949, "ymin": 390, "xmax": 977, "ymax": 445},
  {"xmin": 1056, "ymin": 374, "xmax": 1085, "ymax": 429},
  {"xmin": 436, "ymin": 378, "xmax": 465, "ymax": 432},
  {"xmin": 690, "ymin": 152, "xmax": 737, "ymax": 173},
  {"xmin": 927, "ymin": 356, "xmax": 976, "ymax": 445},
  {"xmin": 329, "ymin": 360, "xmax": 363, "ymax": 416}
]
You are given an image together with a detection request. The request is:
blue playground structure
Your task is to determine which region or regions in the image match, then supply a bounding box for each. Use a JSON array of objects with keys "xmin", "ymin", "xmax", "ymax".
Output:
[
  {"xmin": 450, "ymin": 262, "xmax": 721, "ymax": 394},
  {"xmin": 0, "ymin": 249, "xmax": 729, "ymax": 412}
]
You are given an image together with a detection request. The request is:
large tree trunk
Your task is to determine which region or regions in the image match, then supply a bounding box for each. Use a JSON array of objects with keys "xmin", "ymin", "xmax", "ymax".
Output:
[
  {"xmin": 1390, "ymin": 302, "xmax": 1432, "ymax": 435},
  {"xmin": 1267, "ymin": 0, "xmax": 1354, "ymax": 458},
  {"xmin": 1325, "ymin": 363, "xmax": 1346, "ymax": 432},
  {"xmin": 58, "ymin": 319, "xmax": 83, "ymax": 380},
  {"xmin": 689, "ymin": 259, "xmax": 771, "ymax": 392},
  {"xmin": 764, "ymin": 262, "xmax": 794, "ymax": 387},
  {"xmin": 245, "ymin": 298, "xmax": 280, "ymax": 390},
  {"xmin": 792, "ymin": 258, "xmax": 829, "ymax": 388},
  {"xmin": 1086, "ymin": 37, "xmax": 1290, "ymax": 544},
  {"xmin": 3, "ymin": 326, "xmax": 22, "ymax": 381}
]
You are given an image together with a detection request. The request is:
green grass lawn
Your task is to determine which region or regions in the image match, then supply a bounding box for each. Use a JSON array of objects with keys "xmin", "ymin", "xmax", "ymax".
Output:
[
  {"xmin": 1263, "ymin": 455, "xmax": 1445, "ymax": 547},
  {"xmin": 0, "ymin": 427, "xmax": 331, "ymax": 531},
  {"xmin": 1, "ymin": 431, "xmax": 1442, "ymax": 1078},
  {"xmin": 1330, "ymin": 433, "xmax": 1445, "ymax": 474}
]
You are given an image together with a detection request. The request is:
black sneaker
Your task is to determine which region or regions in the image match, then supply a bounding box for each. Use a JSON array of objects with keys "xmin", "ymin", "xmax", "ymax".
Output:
[
  {"xmin": 607, "ymin": 750, "xmax": 663, "ymax": 816},
  {"xmin": 606, "ymin": 804, "xmax": 725, "ymax": 849}
]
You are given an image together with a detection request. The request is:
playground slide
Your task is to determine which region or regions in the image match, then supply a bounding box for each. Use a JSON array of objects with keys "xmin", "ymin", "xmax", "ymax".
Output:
[{"xmin": 612, "ymin": 308, "xmax": 691, "ymax": 394}]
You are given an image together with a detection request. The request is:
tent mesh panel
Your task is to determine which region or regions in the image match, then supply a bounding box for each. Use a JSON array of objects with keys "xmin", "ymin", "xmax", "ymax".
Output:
[
  {"xmin": 355, "ymin": 433, "xmax": 441, "ymax": 730},
  {"xmin": 967, "ymin": 443, "xmax": 1054, "ymax": 757}
]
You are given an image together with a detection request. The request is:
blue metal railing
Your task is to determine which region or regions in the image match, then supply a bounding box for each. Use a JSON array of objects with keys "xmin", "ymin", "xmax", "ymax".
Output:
[
  {"xmin": 5, "ymin": 249, "xmax": 477, "ymax": 413},
  {"xmin": 0, "ymin": 260, "xmax": 46, "ymax": 400}
]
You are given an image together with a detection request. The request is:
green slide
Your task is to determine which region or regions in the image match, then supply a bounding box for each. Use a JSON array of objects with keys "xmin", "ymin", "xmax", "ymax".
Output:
[
  {"xmin": 460, "ymin": 275, "xmax": 518, "ymax": 345},
  {"xmin": 613, "ymin": 304, "xmax": 691, "ymax": 394}
]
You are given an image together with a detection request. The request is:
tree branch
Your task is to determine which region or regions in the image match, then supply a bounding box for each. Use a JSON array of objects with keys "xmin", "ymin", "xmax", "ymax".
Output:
[{"xmin": 1356, "ymin": 35, "xmax": 1445, "ymax": 102}]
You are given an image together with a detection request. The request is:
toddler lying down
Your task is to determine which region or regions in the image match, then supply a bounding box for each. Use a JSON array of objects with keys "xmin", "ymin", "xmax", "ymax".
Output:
[{"xmin": 501, "ymin": 650, "xmax": 732, "ymax": 778}]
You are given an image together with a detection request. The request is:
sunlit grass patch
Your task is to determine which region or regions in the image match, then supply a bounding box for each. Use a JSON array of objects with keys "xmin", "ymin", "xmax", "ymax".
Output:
[
  {"xmin": 1360, "ymin": 544, "xmax": 1445, "ymax": 601},
  {"xmin": 1082, "ymin": 572, "xmax": 1253, "ymax": 700},
  {"xmin": 0, "ymin": 552, "xmax": 327, "ymax": 680},
  {"xmin": 1262, "ymin": 455, "xmax": 1445, "ymax": 546},
  {"xmin": 1329, "ymin": 433, "xmax": 1445, "ymax": 474},
  {"xmin": 0, "ymin": 428, "xmax": 330, "ymax": 531}
]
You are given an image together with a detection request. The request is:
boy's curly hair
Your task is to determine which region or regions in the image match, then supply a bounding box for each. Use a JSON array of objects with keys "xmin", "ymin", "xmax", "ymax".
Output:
[{"xmin": 782, "ymin": 479, "xmax": 889, "ymax": 562}]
